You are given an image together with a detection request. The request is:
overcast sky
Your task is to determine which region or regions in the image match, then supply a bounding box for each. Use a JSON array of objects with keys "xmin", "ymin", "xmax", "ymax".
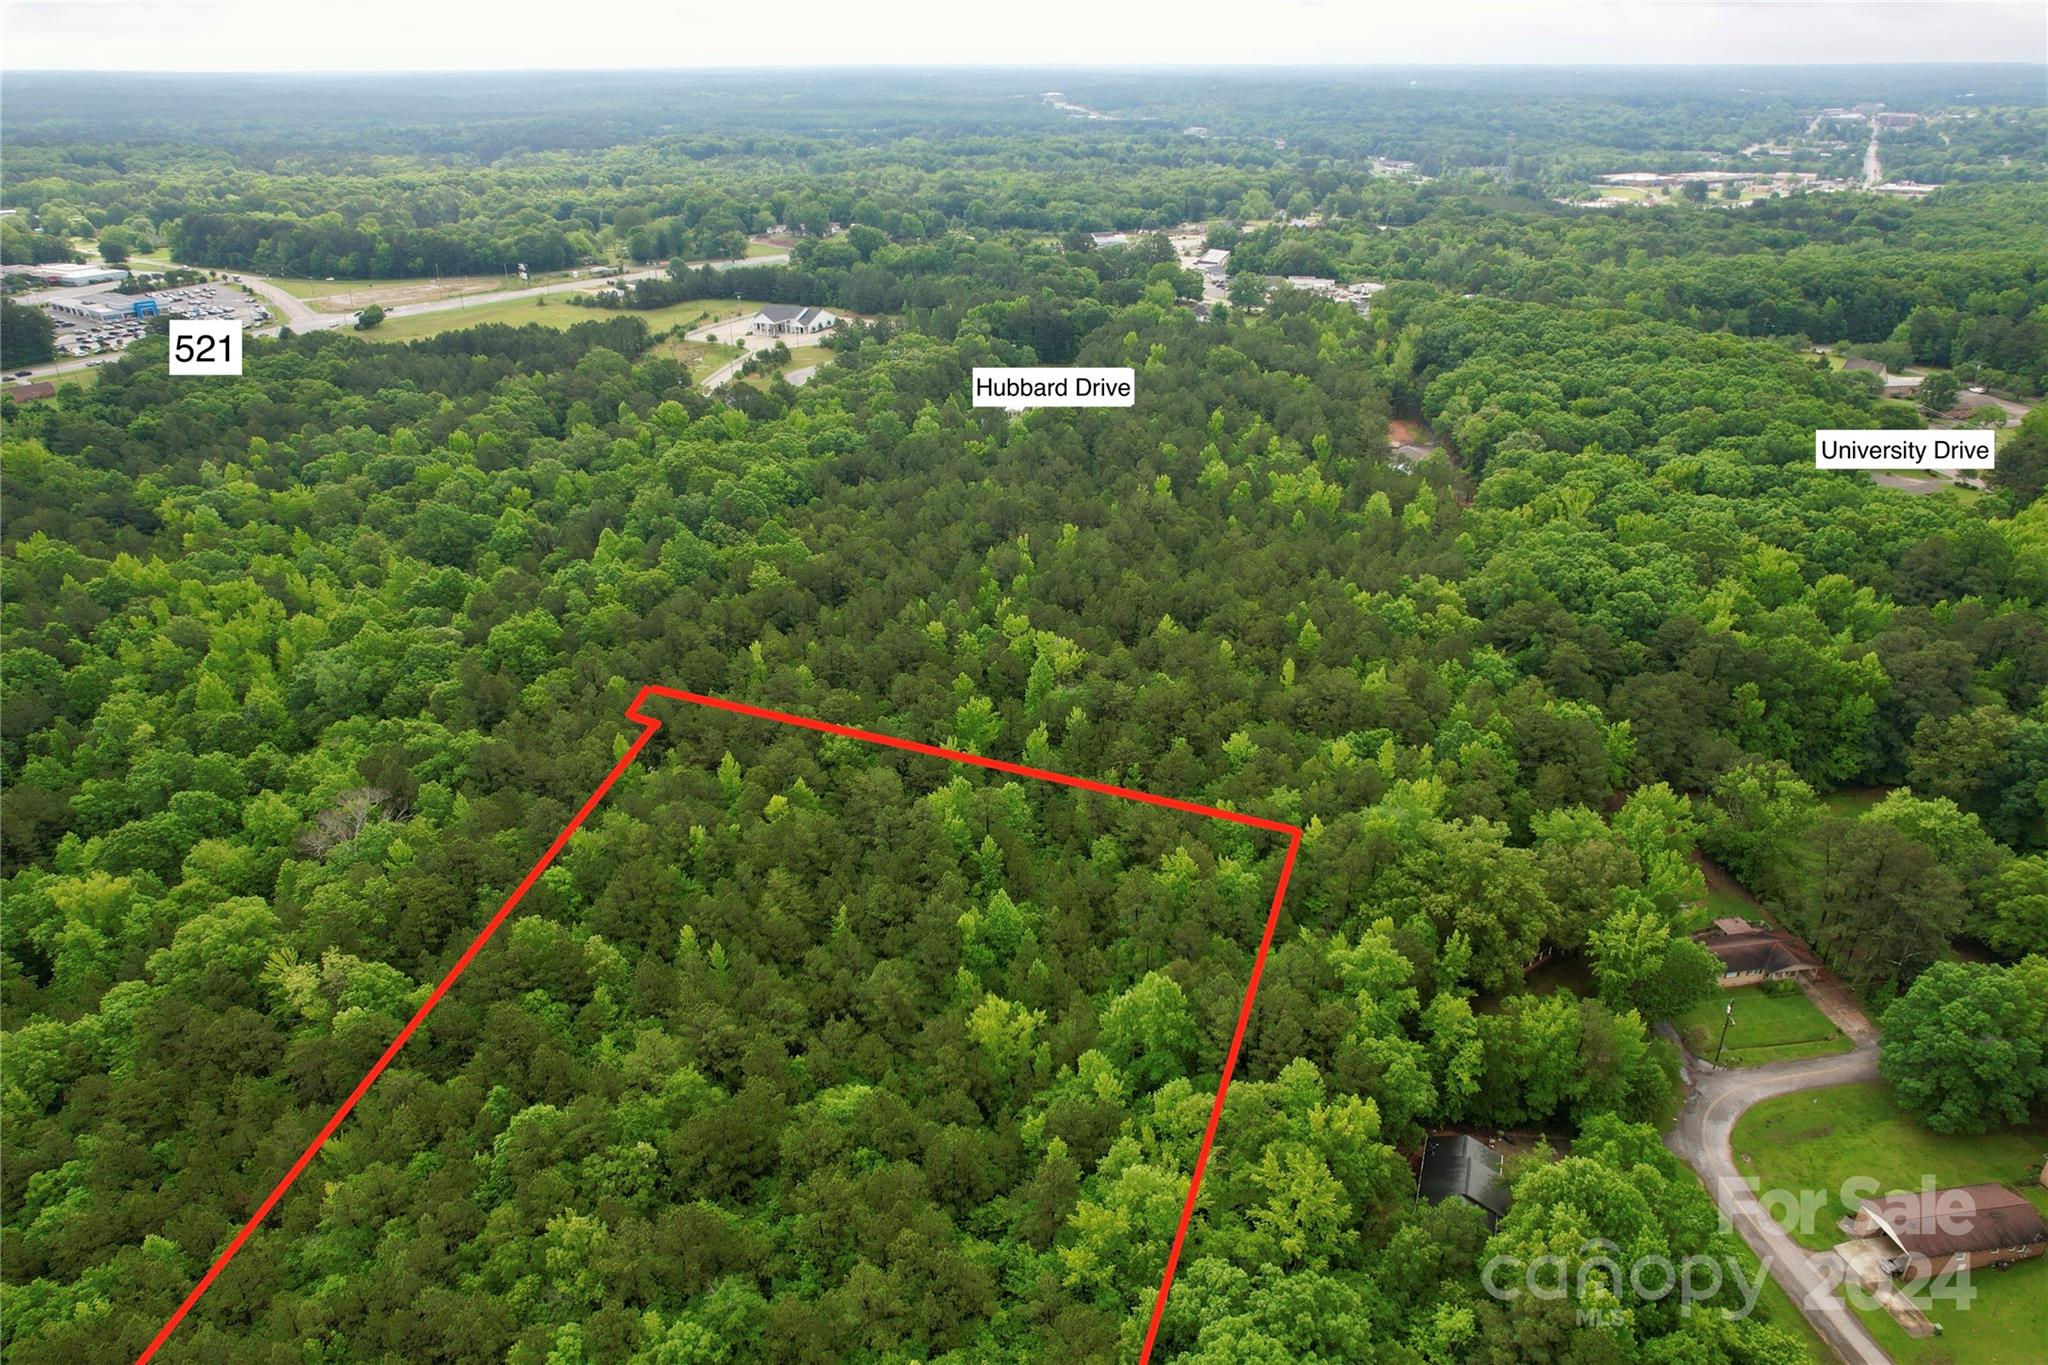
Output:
[{"xmin": 3, "ymin": 1, "xmax": 2044, "ymax": 71}]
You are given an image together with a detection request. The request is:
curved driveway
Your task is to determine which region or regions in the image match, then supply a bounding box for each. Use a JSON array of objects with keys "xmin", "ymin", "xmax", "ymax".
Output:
[{"xmin": 1667, "ymin": 1042, "xmax": 1888, "ymax": 1364}]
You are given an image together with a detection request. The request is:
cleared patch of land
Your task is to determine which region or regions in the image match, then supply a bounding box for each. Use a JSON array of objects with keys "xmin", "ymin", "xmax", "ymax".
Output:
[
  {"xmin": 362, "ymin": 297, "xmax": 771, "ymax": 345},
  {"xmin": 266, "ymin": 270, "xmax": 591, "ymax": 309},
  {"xmin": 1674, "ymin": 985, "xmax": 1851, "ymax": 1067}
]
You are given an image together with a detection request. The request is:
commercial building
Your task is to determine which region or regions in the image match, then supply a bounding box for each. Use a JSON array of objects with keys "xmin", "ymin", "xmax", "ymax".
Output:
[
  {"xmin": 47, "ymin": 293, "xmax": 155, "ymax": 324},
  {"xmin": 1852, "ymin": 1185, "xmax": 2047, "ymax": 1280},
  {"xmin": 8, "ymin": 262, "xmax": 130, "ymax": 287}
]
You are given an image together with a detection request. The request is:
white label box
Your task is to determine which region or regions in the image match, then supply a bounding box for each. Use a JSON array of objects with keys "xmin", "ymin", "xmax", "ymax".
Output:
[
  {"xmin": 168, "ymin": 318, "xmax": 243, "ymax": 376},
  {"xmin": 1814, "ymin": 429, "xmax": 1994, "ymax": 470},
  {"xmin": 972, "ymin": 367, "xmax": 1134, "ymax": 408}
]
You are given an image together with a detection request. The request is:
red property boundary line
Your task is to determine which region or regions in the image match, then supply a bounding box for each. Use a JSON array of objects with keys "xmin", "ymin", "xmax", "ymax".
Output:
[{"xmin": 138, "ymin": 684, "xmax": 1303, "ymax": 1364}]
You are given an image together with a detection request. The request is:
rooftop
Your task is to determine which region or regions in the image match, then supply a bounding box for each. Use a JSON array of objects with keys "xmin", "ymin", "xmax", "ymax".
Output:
[
  {"xmin": 1418, "ymin": 1134, "xmax": 1511, "ymax": 1221},
  {"xmin": 1691, "ymin": 920, "xmax": 1820, "ymax": 976},
  {"xmin": 1860, "ymin": 1185, "xmax": 2048, "ymax": 1258}
]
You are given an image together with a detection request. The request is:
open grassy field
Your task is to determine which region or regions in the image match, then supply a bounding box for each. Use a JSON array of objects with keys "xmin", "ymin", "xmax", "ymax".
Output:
[
  {"xmin": 1732, "ymin": 1082, "xmax": 2048, "ymax": 1251},
  {"xmin": 266, "ymin": 270, "xmax": 588, "ymax": 309},
  {"xmin": 1674, "ymin": 985, "xmax": 1851, "ymax": 1067},
  {"xmin": 364, "ymin": 297, "xmax": 771, "ymax": 345},
  {"xmin": 1858, "ymin": 1272, "xmax": 2048, "ymax": 1365},
  {"xmin": 1730, "ymin": 1080, "xmax": 2048, "ymax": 1364}
]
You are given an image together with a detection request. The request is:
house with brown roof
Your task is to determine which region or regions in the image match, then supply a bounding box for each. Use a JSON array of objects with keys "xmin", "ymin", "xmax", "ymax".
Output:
[
  {"xmin": 6, "ymin": 381, "xmax": 56, "ymax": 401},
  {"xmin": 1852, "ymin": 1184, "xmax": 2048, "ymax": 1280},
  {"xmin": 1691, "ymin": 918, "xmax": 1821, "ymax": 987}
]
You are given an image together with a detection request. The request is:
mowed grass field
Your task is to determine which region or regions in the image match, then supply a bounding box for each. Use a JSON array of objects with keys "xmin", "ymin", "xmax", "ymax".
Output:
[
  {"xmin": 269, "ymin": 270, "xmax": 587, "ymax": 308},
  {"xmin": 365, "ymin": 297, "xmax": 770, "ymax": 345},
  {"xmin": 1674, "ymin": 985, "xmax": 1851, "ymax": 1067},
  {"xmin": 1731, "ymin": 1081, "xmax": 2048, "ymax": 1365}
]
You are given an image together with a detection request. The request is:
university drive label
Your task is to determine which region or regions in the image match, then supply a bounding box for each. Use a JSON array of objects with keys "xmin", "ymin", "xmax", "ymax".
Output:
[{"xmin": 1814, "ymin": 430, "xmax": 1995, "ymax": 470}]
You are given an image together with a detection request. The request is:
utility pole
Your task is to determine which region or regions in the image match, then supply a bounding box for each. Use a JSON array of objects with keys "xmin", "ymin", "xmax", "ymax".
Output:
[{"xmin": 1713, "ymin": 1000, "xmax": 1735, "ymax": 1067}]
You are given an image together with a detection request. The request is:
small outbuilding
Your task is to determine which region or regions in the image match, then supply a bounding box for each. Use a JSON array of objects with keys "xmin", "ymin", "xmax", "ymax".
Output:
[{"xmin": 1417, "ymin": 1134, "xmax": 1512, "ymax": 1228}]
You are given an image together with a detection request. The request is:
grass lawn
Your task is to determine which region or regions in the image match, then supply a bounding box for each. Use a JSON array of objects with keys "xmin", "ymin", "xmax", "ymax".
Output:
[
  {"xmin": 1731, "ymin": 1082, "xmax": 2048, "ymax": 1250},
  {"xmin": 1859, "ymin": 1272, "xmax": 2048, "ymax": 1365},
  {"xmin": 1673, "ymin": 986, "xmax": 1851, "ymax": 1067},
  {"xmin": 363, "ymin": 297, "xmax": 771, "ymax": 345},
  {"xmin": 5, "ymin": 368, "xmax": 98, "ymax": 396},
  {"xmin": 267, "ymin": 270, "xmax": 580, "ymax": 308},
  {"xmin": 1819, "ymin": 786, "xmax": 1891, "ymax": 818},
  {"xmin": 1678, "ymin": 879, "xmax": 1757, "ymax": 934},
  {"xmin": 745, "ymin": 240, "xmax": 787, "ymax": 257},
  {"xmin": 1730, "ymin": 1081, "xmax": 2048, "ymax": 1363},
  {"xmin": 650, "ymin": 334, "xmax": 745, "ymax": 383}
]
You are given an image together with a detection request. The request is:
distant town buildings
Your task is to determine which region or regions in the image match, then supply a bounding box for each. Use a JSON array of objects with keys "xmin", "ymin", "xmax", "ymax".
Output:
[
  {"xmin": 1272, "ymin": 275, "xmax": 1384, "ymax": 315},
  {"xmin": 6, "ymin": 262, "xmax": 129, "ymax": 287}
]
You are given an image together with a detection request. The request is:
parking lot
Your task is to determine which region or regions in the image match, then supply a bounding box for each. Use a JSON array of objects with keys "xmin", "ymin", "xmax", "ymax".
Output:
[{"xmin": 42, "ymin": 280, "xmax": 272, "ymax": 361}]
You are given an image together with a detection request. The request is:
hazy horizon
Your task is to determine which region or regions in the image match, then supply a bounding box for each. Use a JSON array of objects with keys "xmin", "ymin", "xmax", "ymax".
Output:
[{"xmin": 4, "ymin": 1, "xmax": 2045, "ymax": 72}]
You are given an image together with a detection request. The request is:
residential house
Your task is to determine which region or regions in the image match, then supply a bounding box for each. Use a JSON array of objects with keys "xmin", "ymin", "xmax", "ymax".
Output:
[
  {"xmin": 1852, "ymin": 1185, "xmax": 2048, "ymax": 1280},
  {"xmin": 1691, "ymin": 918, "xmax": 1822, "ymax": 987},
  {"xmin": 749, "ymin": 304, "xmax": 839, "ymax": 335}
]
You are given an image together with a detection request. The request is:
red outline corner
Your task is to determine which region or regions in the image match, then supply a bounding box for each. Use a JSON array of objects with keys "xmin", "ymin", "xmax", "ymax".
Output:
[{"xmin": 137, "ymin": 685, "xmax": 1303, "ymax": 1363}]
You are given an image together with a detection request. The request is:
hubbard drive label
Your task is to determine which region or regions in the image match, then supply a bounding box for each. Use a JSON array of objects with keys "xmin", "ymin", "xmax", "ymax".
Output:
[
  {"xmin": 1815, "ymin": 430, "xmax": 1995, "ymax": 470},
  {"xmin": 973, "ymin": 367, "xmax": 1135, "ymax": 408}
]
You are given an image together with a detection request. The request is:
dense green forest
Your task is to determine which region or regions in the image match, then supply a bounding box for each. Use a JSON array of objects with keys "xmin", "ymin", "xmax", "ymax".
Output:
[
  {"xmin": 4, "ymin": 63, "xmax": 2048, "ymax": 1365},
  {"xmin": 6, "ymin": 68, "xmax": 2046, "ymax": 276},
  {"xmin": 6, "ymin": 281, "xmax": 2045, "ymax": 1359}
]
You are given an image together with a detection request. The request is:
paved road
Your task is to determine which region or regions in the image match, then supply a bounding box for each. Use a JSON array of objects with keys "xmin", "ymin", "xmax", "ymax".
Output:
[
  {"xmin": 6, "ymin": 353, "xmax": 105, "ymax": 382},
  {"xmin": 9, "ymin": 253, "xmax": 795, "ymax": 384},
  {"xmin": 1667, "ymin": 1042, "xmax": 1888, "ymax": 1365},
  {"xmin": 236, "ymin": 252, "xmax": 789, "ymax": 335},
  {"xmin": 1864, "ymin": 126, "xmax": 1883, "ymax": 188}
]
